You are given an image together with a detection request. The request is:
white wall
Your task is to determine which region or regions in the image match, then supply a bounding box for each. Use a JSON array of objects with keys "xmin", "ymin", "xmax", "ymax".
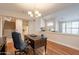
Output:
[
  {"xmin": 55, "ymin": 20, "xmax": 59, "ymax": 32},
  {"xmin": 16, "ymin": 19, "xmax": 24, "ymax": 41},
  {"xmin": 16, "ymin": 19, "xmax": 23, "ymax": 33},
  {"xmin": 28, "ymin": 20, "xmax": 35, "ymax": 34},
  {"xmin": 28, "ymin": 19, "xmax": 41, "ymax": 34}
]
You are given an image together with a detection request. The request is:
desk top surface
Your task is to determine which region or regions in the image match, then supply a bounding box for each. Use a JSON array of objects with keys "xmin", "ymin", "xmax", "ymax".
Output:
[
  {"xmin": 25, "ymin": 34, "xmax": 47, "ymax": 41},
  {"xmin": 25, "ymin": 35, "xmax": 41, "ymax": 40}
]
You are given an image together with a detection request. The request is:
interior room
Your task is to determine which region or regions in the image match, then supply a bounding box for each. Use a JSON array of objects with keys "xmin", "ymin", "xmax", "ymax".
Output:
[{"xmin": 0, "ymin": 3, "xmax": 79, "ymax": 55}]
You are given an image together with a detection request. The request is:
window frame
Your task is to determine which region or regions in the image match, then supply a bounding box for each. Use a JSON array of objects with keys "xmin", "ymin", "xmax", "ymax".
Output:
[{"xmin": 60, "ymin": 21, "xmax": 79, "ymax": 35}]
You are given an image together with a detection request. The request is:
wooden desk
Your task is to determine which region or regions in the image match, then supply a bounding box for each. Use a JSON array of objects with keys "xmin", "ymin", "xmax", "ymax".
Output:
[
  {"xmin": 24, "ymin": 35, "xmax": 47, "ymax": 55},
  {"xmin": 0, "ymin": 37, "xmax": 6, "ymax": 55}
]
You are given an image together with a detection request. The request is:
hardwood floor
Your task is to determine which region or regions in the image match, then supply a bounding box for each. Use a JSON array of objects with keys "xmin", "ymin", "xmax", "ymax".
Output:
[
  {"xmin": 6, "ymin": 40, "xmax": 79, "ymax": 55},
  {"xmin": 46, "ymin": 41, "xmax": 79, "ymax": 55}
]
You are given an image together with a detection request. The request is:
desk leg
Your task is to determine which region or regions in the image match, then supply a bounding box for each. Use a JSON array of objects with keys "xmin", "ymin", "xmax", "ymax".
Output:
[
  {"xmin": 33, "ymin": 49, "xmax": 36, "ymax": 55},
  {"xmin": 45, "ymin": 40, "xmax": 47, "ymax": 55},
  {"xmin": 0, "ymin": 44, "xmax": 6, "ymax": 55},
  {"xmin": 45, "ymin": 46, "xmax": 46, "ymax": 55}
]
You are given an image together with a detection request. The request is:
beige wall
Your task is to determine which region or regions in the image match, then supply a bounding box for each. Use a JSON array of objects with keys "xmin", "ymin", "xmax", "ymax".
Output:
[
  {"xmin": 23, "ymin": 25, "xmax": 28, "ymax": 35},
  {"xmin": 0, "ymin": 10, "xmax": 26, "ymax": 19},
  {"xmin": 3, "ymin": 20, "xmax": 15, "ymax": 37},
  {"xmin": 0, "ymin": 18, "xmax": 2, "ymax": 37}
]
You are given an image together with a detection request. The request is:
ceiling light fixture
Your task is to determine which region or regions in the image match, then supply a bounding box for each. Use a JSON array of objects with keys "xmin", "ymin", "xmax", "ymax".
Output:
[
  {"xmin": 35, "ymin": 11, "xmax": 39, "ymax": 14},
  {"xmin": 28, "ymin": 10, "xmax": 42, "ymax": 18},
  {"xmin": 28, "ymin": 11, "xmax": 33, "ymax": 17}
]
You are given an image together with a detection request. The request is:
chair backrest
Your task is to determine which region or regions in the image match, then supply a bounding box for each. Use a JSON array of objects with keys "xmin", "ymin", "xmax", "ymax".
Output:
[{"xmin": 12, "ymin": 32, "xmax": 25, "ymax": 50}]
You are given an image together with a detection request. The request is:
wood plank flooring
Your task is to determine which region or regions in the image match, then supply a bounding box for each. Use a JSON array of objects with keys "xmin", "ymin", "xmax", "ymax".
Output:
[{"xmin": 6, "ymin": 40, "xmax": 79, "ymax": 55}]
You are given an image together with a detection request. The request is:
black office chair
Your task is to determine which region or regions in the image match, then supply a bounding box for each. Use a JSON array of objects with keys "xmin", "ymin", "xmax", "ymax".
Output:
[{"xmin": 12, "ymin": 32, "xmax": 30, "ymax": 55}]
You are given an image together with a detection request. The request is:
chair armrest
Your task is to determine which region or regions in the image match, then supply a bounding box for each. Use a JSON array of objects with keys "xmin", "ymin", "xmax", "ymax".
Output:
[{"xmin": 24, "ymin": 39, "xmax": 31, "ymax": 45}]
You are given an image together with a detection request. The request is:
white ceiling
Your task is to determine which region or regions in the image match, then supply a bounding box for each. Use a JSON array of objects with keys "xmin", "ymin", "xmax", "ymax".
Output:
[
  {"xmin": 0, "ymin": 3, "xmax": 78, "ymax": 20},
  {"xmin": 42, "ymin": 4, "xmax": 79, "ymax": 21}
]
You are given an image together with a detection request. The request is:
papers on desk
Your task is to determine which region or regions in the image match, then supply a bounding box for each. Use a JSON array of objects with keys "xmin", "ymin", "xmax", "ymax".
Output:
[{"xmin": 30, "ymin": 34, "xmax": 37, "ymax": 37}]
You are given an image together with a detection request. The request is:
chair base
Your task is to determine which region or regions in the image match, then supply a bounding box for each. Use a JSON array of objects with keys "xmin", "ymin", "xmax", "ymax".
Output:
[{"xmin": 15, "ymin": 50, "xmax": 28, "ymax": 55}]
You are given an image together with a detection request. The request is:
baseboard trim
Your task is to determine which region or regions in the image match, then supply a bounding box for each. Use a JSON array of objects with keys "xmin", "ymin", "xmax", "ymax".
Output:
[{"xmin": 48, "ymin": 39, "xmax": 79, "ymax": 51}]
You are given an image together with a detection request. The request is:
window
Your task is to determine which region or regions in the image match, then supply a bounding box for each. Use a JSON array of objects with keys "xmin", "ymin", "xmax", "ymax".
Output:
[
  {"xmin": 72, "ymin": 22, "xmax": 79, "ymax": 34},
  {"xmin": 66, "ymin": 22, "xmax": 72, "ymax": 34},
  {"xmin": 72, "ymin": 29, "xmax": 78, "ymax": 34},
  {"xmin": 61, "ymin": 21, "xmax": 79, "ymax": 35},
  {"xmin": 72, "ymin": 22, "xmax": 79, "ymax": 28}
]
